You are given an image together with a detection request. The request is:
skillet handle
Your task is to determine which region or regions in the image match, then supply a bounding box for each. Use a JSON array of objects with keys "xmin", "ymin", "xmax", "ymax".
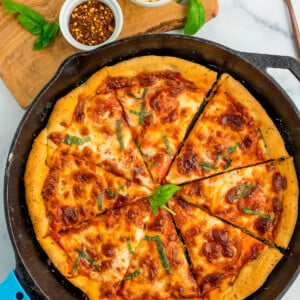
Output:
[
  {"xmin": 0, "ymin": 270, "xmax": 30, "ymax": 300},
  {"xmin": 235, "ymin": 52, "xmax": 300, "ymax": 81}
]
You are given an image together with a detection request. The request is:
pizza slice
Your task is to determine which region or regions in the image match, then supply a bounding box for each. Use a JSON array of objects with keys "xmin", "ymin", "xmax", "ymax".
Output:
[
  {"xmin": 25, "ymin": 130, "xmax": 152, "ymax": 236},
  {"xmin": 46, "ymin": 67, "xmax": 153, "ymax": 189},
  {"xmin": 166, "ymin": 73, "xmax": 288, "ymax": 184},
  {"xmin": 118, "ymin": 207, "xmax": 200, "ymax": 299},
  {"xmin": 105, "ymin": 56, "xmax": 217, "ymax": 183},
  {"xmin": 177, "ymin": 158, "xmax": 298, "ymax": 248},
  {"xmin": 39, "ymin": 199, "xmax": 151, "ymax": 300},
  {"xmin": 168, "ymin": 197, "xmax": 283, "ymax": 299}
]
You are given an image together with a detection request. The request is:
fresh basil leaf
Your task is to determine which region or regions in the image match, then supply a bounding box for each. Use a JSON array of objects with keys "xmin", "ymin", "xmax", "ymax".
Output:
[
  {"xmin": 43, "ymin": 21, "xmax": 59, "ymax": 39},
  {"xmin": 33, "ymin": 35, "xmax": 50, "ymax": 51},
  {"xmin": 3, "ymin": 0, "xmax": 46, "ymax": 26},
  {"xmin": 17, "ymin": 14, "xmax": 43, "ymax": 35},
  {"xmin": 62, "ymin": 135, "xmax": 91, "ymax": 145},
  {"xmin": 198, "ymin": 162, "xmax": 218, "ymax": 172},
  {"xmin": 184, "ymin": 0, "xmax": 206, "ymax": 36},
  {"xmin": 149, "ymin": 184, "xmax": 181, "ymax": 215},
  {"xmin": 243, "ymin": 208, "xmax": 274, "ymax": 220},
  {"xmin": 125, "ymin": 270, "xmax": 140, "ymax": 280}
]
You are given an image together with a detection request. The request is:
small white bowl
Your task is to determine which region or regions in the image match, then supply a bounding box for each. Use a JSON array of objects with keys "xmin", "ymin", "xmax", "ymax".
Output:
[
  {"xmin": 129, "ymin": 0, "xmax": 171, "ymax": 8},
  {"xmin": 59, "ymin": 0, "xmax": 123, "ymax": 51}
]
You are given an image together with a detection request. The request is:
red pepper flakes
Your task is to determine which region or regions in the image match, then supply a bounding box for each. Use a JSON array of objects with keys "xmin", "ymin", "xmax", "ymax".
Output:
[{"xmin": 69, "ymin": 0, "xmax": 115, "ymax": 46}]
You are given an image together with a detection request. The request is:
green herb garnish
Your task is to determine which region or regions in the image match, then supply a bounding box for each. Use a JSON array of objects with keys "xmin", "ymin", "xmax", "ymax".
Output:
[
  {"xmin": 229, "ymin": 185, "xmax": 258, "ymax": 203},
  {"xmin": 127, "ymin": 88, "xmax": 148, "ymax": 102},
  {"xmin": 106, "ymin": 184, "xmax": 125, "ymax": 198},
  {"xmin": 223, "ymin": 158, "xmax": 232, "ymax": 170},
  {"xmin": 214, "ymin": 149, "xmax": 224, "ymax": 163},
  {"xmin": 149, "ymin": 184, "xmax": 181, "ymax": 215},
  {"xmin": 142, "ymin": 88, "xmax": 148, "ymax": 98},
  {"xmin": 144, "ymin": 235, "xmax": 172, "ymax": 274},
  {"xmin": 2, "ymin": 0, "xmax": 60, "ymax": 50},
  {"xmin": 126, "ymin": 236, "xmax": 134, "ymax": 254},
  {"xmin": 116, "ymin": 120, "xmax": 124, "ymax": 152},
  {"xmin": 72, "ymin": 252, "xmax": 82, "ymax": 275},
  {"xmin": 74, "ymin": 249, "xmax": 100, "ymax": 268},
  {"xmin": 153, "ymin": 161, "xmax": 160, "ymax": 166},
  {"xmin": 62, "ymin": 136, "xmax": 91, "ymax": 145},
  {"xmin": 129, "ymin": 109, "xmax": 140, "ymax": 116},
  {"xmin": 243, "ymin": 208, "xmax": 274, "ymax": 220},
  {"xmin": 163, "ymin": 131, "xmax": 172, "ymax": 156},
  {"xmin": 220, "ymin": 143, "xmax": 240, "ymax": 160},
  {"xmin": 184, "ymin": 0, "xmax": 206, "ymax": 36},
  {"xmin": 198, "ymin": 162, "xmax": 218, "ymax": 172},
  {"xmin": 125, "ymin": 269, "xmax": 140, "ymax": 280},
  {"xmin": 97, "ymin": 194, "xmax": 102, "ymax": 211}
]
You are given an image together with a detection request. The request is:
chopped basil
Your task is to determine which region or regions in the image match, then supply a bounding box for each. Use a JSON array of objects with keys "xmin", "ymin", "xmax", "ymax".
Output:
[
  {"xmin": 223, "ymin": 158, "xmax": 232, "ymax": 170},
  {"xmin": 116, "ymin": 120, "xmax": 124, "ymax": 152},
  {"xmin": 72, "ymin": 252, "xmax": 82, "ymax": 275},
  {"xmin": 243, "ymin": 208, "xmax": 274, "ymax": 220},
  {"xmin": 139, "ymin": 104, "xmax": 145, "ymax": 125},
  {"xmin": 220, "ymin": 143, "xmax": 240, "ymax": 160},
  {"xmin": 198, "ymin": 162, "xmax": 218, "ymax": 172},
  {"xmin": 142, "ymin": 88, "xmax": 148, "ymax": 98},
  {"xmin": 144, "ymin": 235, "xmax": 172, "ymax": 274},
  {"xmin": 62, "ymin": 135, "xmax": 91, "ymax": 145},
  {"xmin": 74, "ymin": 249, "xmax": 100, "ymax": 268},
  {"xmin": 129, "ymin": 109, "xmax": 140, "ymax": 116},
  {"xmin": 106, "ymin": 183, "xmax": 125, "ymax": 198},
  {"xmin": 214, "ymin": 149, "xmax": 224, "ymax": 163},
  {"xmin": 163, "ymin": 131, "xmax": 172, "ymax": 156},
  {"xmin": 125, "ymin": 269, "xmax": 140, "ymax": 280},
  {"xmin": 229, "ymin": 185, "xmax": 258, "ymax": 203},
  {"xmin": 153, "ymin": 161, "xmax": 160, "ymax": 166},
  {"xmin": 127, "ymin": 91, "xmax": 141, "ymax": 102},
  {"xmin": 126, "ymin": 236, "xmax": 134, "ymax": 254},
  {"xmin": 115, "ymin": 183, "xmax": 125, "ymax": 197},
  {"xmin": 97, "ymin": 194, "xmax": 103, "ymax": 211},
  {"xmin": 144, "ymin": 112, "xmax": 152, "ymax": 116},
  {"xmin": 149, "ymin": 184, "xmax": 181, "ymax": 215}
]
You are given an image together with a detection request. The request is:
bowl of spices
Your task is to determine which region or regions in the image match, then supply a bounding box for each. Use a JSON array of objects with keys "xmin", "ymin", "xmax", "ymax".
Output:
[{"xmin": 59, "ymin": 0, "xmax": 123, "ymax": 51}]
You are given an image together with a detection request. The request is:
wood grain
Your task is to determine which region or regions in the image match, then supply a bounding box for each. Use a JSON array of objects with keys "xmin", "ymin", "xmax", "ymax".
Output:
[{"xmin": 0, "ymin": 0, "xmax": 218, "ymax": 108}]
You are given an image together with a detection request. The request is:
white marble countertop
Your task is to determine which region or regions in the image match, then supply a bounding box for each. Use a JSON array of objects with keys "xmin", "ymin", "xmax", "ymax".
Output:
[{"xmin": 0, "ymin": 0, "xmax": 300, "ymax": 298}]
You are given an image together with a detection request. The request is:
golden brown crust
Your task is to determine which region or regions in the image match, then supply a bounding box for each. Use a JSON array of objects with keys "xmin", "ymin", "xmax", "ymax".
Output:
[
  {"xmin": 206, "ymin": 247, "xmax": 282, "ymax": 300},
  {"xmin": 274, "ymin": 158, "xmax": 298, "ymax": 248},
  {"xmin": 24, "ymin": 129, "xmax": 50, "ymax": 239},
  {"xmin": 218, "ymin": 74, "xmax": 289, "ymax": 159},
  {"xmin": 106, "ymin": 55, "xmax": 217, "ymax": 89},
  {"xmin": 46, "ymin": 67, "xmax": 109, "ymax": 148},
  {"xmin": 39, "ymin": 236, "xmax": 102, "ymax": 300}
]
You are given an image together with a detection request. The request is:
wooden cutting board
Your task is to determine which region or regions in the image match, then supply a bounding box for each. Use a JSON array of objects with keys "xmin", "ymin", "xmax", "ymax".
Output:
[{"xmin": 0, "ymin": 0, "xmax": 218, "ymax": 108}]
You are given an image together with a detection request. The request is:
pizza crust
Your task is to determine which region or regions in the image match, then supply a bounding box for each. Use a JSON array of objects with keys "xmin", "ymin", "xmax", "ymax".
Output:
[
  {"xmin": 24, "ymin": 129, "xmax": 50, "ymax": 239},
  {"xmin": 46, "ymin": 67, "xmax": 109, "ymax": 148},
  {"xmin": 218, "ymin": 74, "xmax": 289, "ymax": 159},
  {"xmin": 274, "ymin": 158, "xmax": 298, "ymax": 248},
  {"xmin": 106, "ymin": 55, "xmax": 217, "ymax": 90},
  {"xmin": 205, "ymin": 247, "xmax": 283, "ymax": 300},
  {"xmin": 39, "ymin": 236, "xmax": 103, "ymax": 300}
]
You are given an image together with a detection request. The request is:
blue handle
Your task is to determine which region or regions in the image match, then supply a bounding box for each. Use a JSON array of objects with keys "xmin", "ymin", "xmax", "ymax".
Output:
[{"xmin": 0, "ymin": 270, "xmax": 30, "ymax": 300}]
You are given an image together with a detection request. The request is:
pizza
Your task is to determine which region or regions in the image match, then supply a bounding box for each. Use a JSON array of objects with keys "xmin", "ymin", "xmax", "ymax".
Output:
[
  {"xmin": 24, "ymin": 55, "xmax": 298, "ymax": 300},
  {"xmin": 177, "ymin": 158, "xmax": 297, "ymax": 248},
  {"xmin": 165, "ymin": 74, "xmax": 289, "ymax": 184}
]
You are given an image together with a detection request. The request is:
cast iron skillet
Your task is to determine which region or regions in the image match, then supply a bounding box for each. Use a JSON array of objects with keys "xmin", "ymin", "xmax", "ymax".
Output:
[{"xmin": 4, "ymin": 34, "xmax": 300, "ymax": 299}]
